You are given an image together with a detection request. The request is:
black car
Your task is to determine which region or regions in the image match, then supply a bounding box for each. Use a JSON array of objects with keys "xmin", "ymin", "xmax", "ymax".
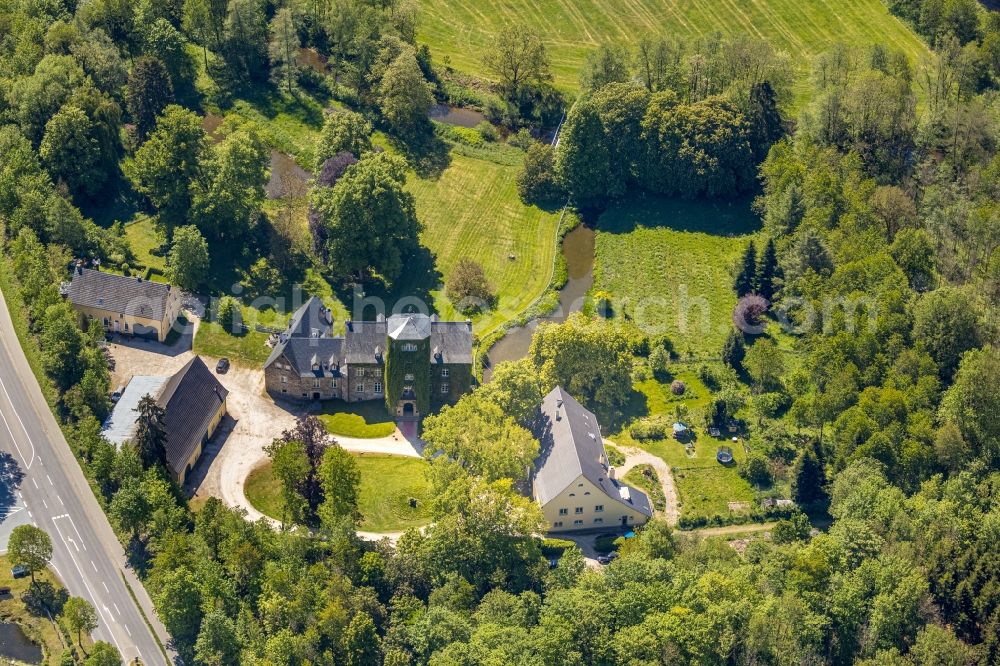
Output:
[
  {"xmin": 10, "ymin": 564, "xmax": 29, "ymax": 579},
  {"xmin": 216, "ymin": 358, "xmax": 230, "ymax": 373},
  {"xmin": 597, "ymin": 552, "xmax": 619, "ymax": 565}
]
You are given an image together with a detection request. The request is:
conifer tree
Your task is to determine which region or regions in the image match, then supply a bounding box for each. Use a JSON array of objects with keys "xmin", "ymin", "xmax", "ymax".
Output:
[
  {"xmin": 757, "ymin": 237, "xmax": 779, "ymax": 301},
  {"xmin": 734, "ymin": 240, "xmax": 758, "ymax": 297}
]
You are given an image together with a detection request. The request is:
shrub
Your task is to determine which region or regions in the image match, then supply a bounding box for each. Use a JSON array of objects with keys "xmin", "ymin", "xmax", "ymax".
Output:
[
  {"xmin": 739, "ymin": 451, "xmax": 773, "ymax": 486},
  {"xmin": 733, "ymin": 294, "xmax": 769, "ymax": 334},
  {"xmin": 649, "ymin": 345, "xmax": 671, "ymax": 380},
  {"xmin": 476, "ymin": 121, "xmax": 499, "ymax": 142},
  {"xmin": 605, "ymin": 443, "xmax": 625, "ymax": 467},
  {"xmin": 594, "ymin": 534, "xmax": 621, "ymax": 553},
  {"xmin": 670, "ymin": 379, "xmax": 686, "ymax": 395},
  {"xmin": 217, "ymin": 296, "xmax": 242, "ymax": 335},
  {"xmin": 540, "ymin": 537, "xmax": 575, "ymax": 557},
  {"xmin": 507, "ymin": 128, "xmax": 533, "ymax": 149},
  {"xmin": 446, "ymin": 259, "xmax": 496, "ymax": 313},
  {"xmin": 630, "ymin": 415, "xmax": 669, "ymax": 441}
]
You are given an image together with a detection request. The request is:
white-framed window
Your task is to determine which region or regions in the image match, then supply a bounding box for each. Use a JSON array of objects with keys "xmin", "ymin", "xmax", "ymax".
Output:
[
  {"xmin": 558, "ymin": 508, "xmax": 567, "ymax": 516},
  {"xmin": 595, "ymin": 505, "xmax": 604, "ymax": 512},
  {"xmin": 281, "ymin": 376, "xmax": 288, "ymax": 384},
  {"xmin": 441, "ymin": 368, "xmax": 449, "ymax": 377},
  {"xmin": 573, "ymin": 519, "xmax": 583, "ymax": 526},
  {"xmin": 402, "ymin": 343, "xmax": 417, "ymax": 352},
  {"xmin": 553, "ymin": 521, "xmax": 563, "ymax": 528},
  {"xmin": 356, "ymin": 368, "xmax": 364, "ymax": 377},
  {"xmin": 575, "ymin": 507, "xmax": 583, "ymax": 514},
  {"xmin": 313, "ymin": 379, "xmax": 320, "ymax": 388},
  {"xmin": 441, "ymin": 383, "xmax": 450, "ymax": 394},
  {"xmin": 331, "ymin": 379, "xmax": 338, "ymax": 388},
  {"xmin": 622, "ymin": 516, "xmax": 631, "ymax": 523},
  {"xmin": 594, "ymin": 518, "xmax": 603, "ymax": 524},
  {"xmin": 404, "ymin": 373, "xmax": 414, "ymax": 381},
  {"xmin": 356, "ymin": 383, "xmax": 364, "ymax": 393},
  {"xmin": 374, "ymin": 382, "xmax": 383, "ymax": 394}
]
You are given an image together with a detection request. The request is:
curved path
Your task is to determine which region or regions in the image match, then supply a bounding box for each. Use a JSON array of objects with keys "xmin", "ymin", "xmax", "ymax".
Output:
[{"xmin": 610, "ymin": 442, "xmax": 680, "ymax": 526}]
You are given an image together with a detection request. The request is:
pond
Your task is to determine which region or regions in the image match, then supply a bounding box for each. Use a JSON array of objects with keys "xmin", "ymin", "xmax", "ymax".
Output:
[
  {"xmin": 428, "ymin": 104, "xmax": 487, "ymax": 129},
  {"xmin": 265, "ymin": 150, "xmax": 312, "ymax": 199},
  {"xmin": 483, "ymin": 223, "xmax": 595, "ymax": 380},
  {"xmin": 0, "ymin": 622, "xmax": 42, "ymax": 665}
]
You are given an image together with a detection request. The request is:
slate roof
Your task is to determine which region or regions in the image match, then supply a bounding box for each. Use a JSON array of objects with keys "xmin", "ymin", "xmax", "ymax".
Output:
[
  {"xmin": 387, "ymin": 314, "xmax": 432, "ymax": 341},
  {"xmin": 264, "ymin": 297, "xmax": 339, "ymax": 370},
  {"xmin": 67, "ymin": 268, "xmax": 174, "ymax": 321},
  {"xmin": 344, "ymin": 320, "xmax": 387, "ymax": 364},
  {"xmin": 430, "ymin": 322, "xmax": 473, "ymax": 364},
  {"xmin": 158, "ymin": 356, "xmax": 228, "ymax": 475},
  {"xmin": 278, "ymin": 337, "xmax": 344, "ymax": 376},
  {"xmin": 531, "ymin": 387, "xmax": 653, "ymax": 516},
  {"xmin": 102, "ymin": 376, "xmax": 170, "ymax": 446}
]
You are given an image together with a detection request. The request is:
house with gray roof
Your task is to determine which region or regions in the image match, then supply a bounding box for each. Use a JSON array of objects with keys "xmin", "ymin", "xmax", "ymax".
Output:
[
  {"xmin": 64, "ymin": 266, "xmax": 182, "ymax": 342},
  {"xmin": 264, "ymin": 298, "xmax": 472, "ymax": 417},
  {"xmin": 101, "ymin": 356, "xmax": 228, "ymax": 485},
  {"xmin": 531, "ymin": 387, "xmax": 653, "ymax": 532}
]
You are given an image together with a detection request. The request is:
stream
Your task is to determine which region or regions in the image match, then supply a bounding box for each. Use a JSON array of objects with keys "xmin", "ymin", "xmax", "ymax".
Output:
[{"xmin": 482, "ymin": 224, "xmax": 595, "ymax": 381}]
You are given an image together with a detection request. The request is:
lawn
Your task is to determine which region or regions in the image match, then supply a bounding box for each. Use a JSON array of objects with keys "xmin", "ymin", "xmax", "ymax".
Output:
[
  {"xmin": 595, "ymin": 196, "xmax": 760, "ymax": 359},
  {"xmin": 417, "ymin": 0, "xmax": 927, "ymax": 100},
  {"xmin": 405, "ymin": 152, "xmax": 562, "ymax": 337},
  {"xmin": 245, "ymin": 453, "xmax": 433, "ymax": 532},
  {"xmin": 611, "ymin": 364, "xmax": 758, "ymax": 524},
  {"xmin": 123, "ymin": 215, "xmax": 166, "ymax": 274},
  {"xmin": 0, "ymin": 555, "xmax": 82, "ymax": 664},
  {"xmin": 318, "ymin": 400, "xmax": 397, "ymax": 439}
]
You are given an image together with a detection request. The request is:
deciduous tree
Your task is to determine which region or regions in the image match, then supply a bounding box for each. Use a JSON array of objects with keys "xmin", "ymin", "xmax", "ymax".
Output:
[
  {"xmin": 8, "ymin": 525, "xmax": 52, "ymax": 584},
  {"xmin": 167, "ymin": 224, "xmax": 209, "ymax": 291},
  {"xmin": 62, "ymin": 597, "xmax": 98, "ymax": 647},
  {"xmin": 126, "ymin": 56, "xmax": 174, "ymax": 142}
]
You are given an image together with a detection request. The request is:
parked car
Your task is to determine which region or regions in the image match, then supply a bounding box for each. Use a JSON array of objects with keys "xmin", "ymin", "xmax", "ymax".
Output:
[
  {"xmin": 10, "ymin": 565, "xmax": 29, "ymax": 579},
  {"xmin": 216, "ymin": 358, "xmax": 230, "ymax": 374},
  {"xmin": 597, "ymin": 552, "xmax": 619, "ymax": 565},
  {"xmin": 110, "ymin": 384, "xmax": 126, "ymax": 403}
]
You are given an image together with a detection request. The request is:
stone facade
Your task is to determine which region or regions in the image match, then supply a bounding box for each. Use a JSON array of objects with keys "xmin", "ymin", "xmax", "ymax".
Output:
[{"xmin": 263, "ymin": 298, "xmax": 473, "ymax": 416}]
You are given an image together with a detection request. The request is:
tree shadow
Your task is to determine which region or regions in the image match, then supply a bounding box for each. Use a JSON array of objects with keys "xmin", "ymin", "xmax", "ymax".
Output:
[
  {"xmin": 333, "ymin": 244, "xmax": 443, "ymax": 320},
  {"xmin": 392, "ymin": 131, "xmax": 452, "ymax": 180},
  {"xmin": 0, "ymin": 452, "xmax": 24, "ymax": 515},
  {"xmin": 23, "ymin": 581, "xmax": 68, "ymax": 616},
  {"xmin": 597, "ymin": 194, "xmax": 762, "ymax": 236}
]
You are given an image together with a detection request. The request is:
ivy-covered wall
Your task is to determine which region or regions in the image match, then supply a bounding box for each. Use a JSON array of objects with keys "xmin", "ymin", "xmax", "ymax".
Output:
[
  {"xmin": 431, "ymin": 363, "xmax": 473, "ymax": 410},
  {"xmin": 384, "ymin": 336, "xmax": 431, "ymax": 415}
]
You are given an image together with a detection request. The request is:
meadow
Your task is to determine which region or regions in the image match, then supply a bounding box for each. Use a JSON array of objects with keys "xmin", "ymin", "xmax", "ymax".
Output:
[
  {"xmin": 418, "ymin": 0, "xmax": 927, "ymax": 95},
  {"xmin": 594, "ymin": 196, "xmax": 759, "ymax": 359},
  {"xmin": 405, "ymin": 151, "xmax": 562, "ymax": 337}
]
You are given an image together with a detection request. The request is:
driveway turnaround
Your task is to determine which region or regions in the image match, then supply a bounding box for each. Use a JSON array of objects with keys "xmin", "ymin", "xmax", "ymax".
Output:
[{"xmin": 0, "ymin": 289, "xmax": 171, "ymax": 664}]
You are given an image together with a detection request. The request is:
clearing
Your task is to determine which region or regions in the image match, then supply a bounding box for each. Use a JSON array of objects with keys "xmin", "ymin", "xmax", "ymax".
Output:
[{"xmin": 595, "ymin": 196, "xmax": 760, "ymax": 359}]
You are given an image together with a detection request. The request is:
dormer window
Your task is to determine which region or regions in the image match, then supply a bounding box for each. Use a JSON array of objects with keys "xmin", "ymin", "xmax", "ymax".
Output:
[{"xmin": 402, "ymin": 343, "xmax": 417, "ymax": 352}]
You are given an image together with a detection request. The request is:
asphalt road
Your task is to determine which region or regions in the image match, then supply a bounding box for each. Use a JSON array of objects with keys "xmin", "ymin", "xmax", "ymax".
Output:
[{"xmin": 0, "ymin": 288, "xmax": 171, "ymax": 664}]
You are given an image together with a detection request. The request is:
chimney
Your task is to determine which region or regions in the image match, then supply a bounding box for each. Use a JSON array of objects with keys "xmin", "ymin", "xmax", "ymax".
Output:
[
  {"xmin": 608, "ymin": 466, "xmax": 616, "ymax": 480},
  {"xmin": 136, "ymin": 276, "xmax": 142, "ymax": 283},
  {"xmin": 465, "ymin": 318, "xmax": 472, "ymax": 329},
  {"xmin": 166, "ymin": 284, "xmax": 171, "ymax": 291},
  {"xmin": 555, "ymin": 409, "xmax": 561, "ymax": 421}
]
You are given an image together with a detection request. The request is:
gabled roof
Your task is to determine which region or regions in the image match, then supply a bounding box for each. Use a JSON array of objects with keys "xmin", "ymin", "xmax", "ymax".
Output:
[
  {"xmin": 67, "ymin": 268, "xmax": 174, "ymax": 321},
  {"xmin": 531, "ymin": 387, "xmax": 652, "ymax": 517},
  {"xmin": 430, "ymin": 322, "xmax": 473, "ymax": 364},
  {"xmin": 277, "ymin": 337, "xmax": 344, "ymax": 376},
  {"xmin": 344, "ymin": 320, "xmax": 387, "ymax": 364},
  {"xmin": 286, "ymin": 296, "xmax": 334, "ymax": 339},
  {"xmin": 102, "ymin": 376, "xmax": 170, "ymax": 446},
  {"xmin": 157, "ymin": 357, "xmax": 228, "ymax": 475},
  {"xmin": 264, "ymin": 296, "xmax": 340, "ymax": 370},
  {"xmin": 387, "ymin": 314, "xmax": 432, "ymax": 341}
]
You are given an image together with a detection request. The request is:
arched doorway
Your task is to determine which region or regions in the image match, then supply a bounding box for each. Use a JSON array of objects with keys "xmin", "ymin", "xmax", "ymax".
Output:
[{"xmin": 403, "ymin": 403, "xmax": 415, "ymax": 417}]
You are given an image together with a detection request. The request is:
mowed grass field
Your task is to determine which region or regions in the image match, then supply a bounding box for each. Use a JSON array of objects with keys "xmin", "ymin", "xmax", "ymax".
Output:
[
  {"xmin": 418, "ymin": 0, "xmax": 927, "ymax": 95},
  {"xmin": 595, "ymin": 196, "xmax": 759, "ymax": 358},
  {"xmin": 406, "ymin": 152, "xmax": 562, "ymax": 336}
]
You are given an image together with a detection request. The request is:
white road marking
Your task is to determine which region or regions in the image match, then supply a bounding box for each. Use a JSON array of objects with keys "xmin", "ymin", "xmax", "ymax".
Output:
[
  {"xmin": 124, "ymin": 623, "xmax": 131, "ymax": 637},
  {"xmin": 0, "ymin": 372, "xmax": 36, "ymax": 469},
  {"xmin": 102, "ymin": 581, "xmax": 109, "ymax": 593},
  {"xmin": 57, "ymin": 495, "xmax": 64, "ymax": 506},
  {"xmin": 50, "ymin": 516, "xmax": 125, "ymax": 655},
  {"xmin": 113, "ymin": 602, "xmax": 120, "ymax": 616},
  {"xmin": 27, "ymin": 511, "xmax": 32, "ymax": 519},
  {"xmin": 41, "ymin": 499, "xmax": 47, "ymax": 509},
  {"xmin": 31, "ymin": 478, "xmax": 37, "ymax": 489},
  {"xmin": 46, "ymin": 474, "xmax": 52, "ymax": 486},
  {"xmin": 91, "ymin": 560, "xmax": 98, "ymax": 572}
]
